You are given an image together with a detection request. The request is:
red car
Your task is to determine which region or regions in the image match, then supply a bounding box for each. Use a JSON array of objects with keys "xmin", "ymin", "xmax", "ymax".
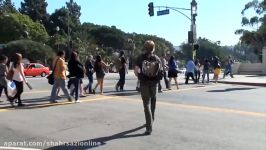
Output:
[{"xmin": 24, "ymin": 63, "xmax": 50, "ymax": 77}]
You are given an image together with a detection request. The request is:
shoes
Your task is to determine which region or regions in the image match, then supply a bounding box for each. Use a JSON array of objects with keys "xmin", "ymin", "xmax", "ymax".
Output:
[
  {"xmin": 7, "ymin": 96, "xmax": 14, "ymax": 107},
  {"xmin": 68, "ymin": 97, "xmax": 73, "ymax": 102},
  {"xmin": 50, "ymin": 100, "xmax": 58, "ymax": 103},
  {"xmin": 75, "ymin": 100, "xmax": 82, "ymax": 103},
  {"xmin": 136, "ymin": 87, "xmax": 140, "ymax": 91},
  {"xmin": 92, "ymin": 89, "xmax": 96, "ymax": 94},
  {"xmin": 144, "ymin": 126, "xmax": 152, "ymax": 135},
  {"xmin": 79, "ymin": 94, "xmax": 86, "ymax": 97},
  {"xmin": 158, "ymin": 90, "xmax": 163, "ymax": 93},
  {"xmin": 115, "ymin": 85, "xmax": 118, "ymax": 92}
]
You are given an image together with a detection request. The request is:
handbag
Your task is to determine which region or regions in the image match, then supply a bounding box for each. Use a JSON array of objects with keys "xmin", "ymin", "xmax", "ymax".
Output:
[
  {"xmin": 6, "ymin": 67, "xmax": 14, "ymax": 81},
  {"xmin": 47, "ymin": 58, "xmax": 59, "ymax": 85}
]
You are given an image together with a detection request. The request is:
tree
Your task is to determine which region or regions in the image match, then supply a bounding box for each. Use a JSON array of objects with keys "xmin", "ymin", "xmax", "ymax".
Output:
[
  {"xmin": 66, "ymin": 0, "xmax": 81, "ymax": 27},
  {"xmin": 0, "ymin": 13, "xmax": 49, "ymax": 43},
  {"xmin": 235, "ymin": 0, "xmax": 266, "ymax": 54},
  {"xmin": 2, "ymin": 39, "xmax": 54, "ymax": 64},
  {"xmin": 19, "ymin": 0, "xmax": 48, "ymax": 23},
  {"xmin": 0, "ymin": 0, "xmax": 17, "ymax": 14}
]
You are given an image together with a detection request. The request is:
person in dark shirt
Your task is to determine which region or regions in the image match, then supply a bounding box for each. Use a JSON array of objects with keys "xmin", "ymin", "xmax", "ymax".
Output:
[
  {"xmin": 116, "ymin": 51, "xmax": 127, "ymax": 91},
  {"xmin": 202, "ymin": 58, "xmax": 210, "ymax": 83},
  {"xmin": 68, "ymin": 51, "xmax": 84, "ymax": 103}
]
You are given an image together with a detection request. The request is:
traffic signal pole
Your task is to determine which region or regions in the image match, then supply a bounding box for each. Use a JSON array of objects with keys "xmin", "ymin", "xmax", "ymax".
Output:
[{"xmin": 148, "ymin": 1, "xmax": 198, "ymax": 60}]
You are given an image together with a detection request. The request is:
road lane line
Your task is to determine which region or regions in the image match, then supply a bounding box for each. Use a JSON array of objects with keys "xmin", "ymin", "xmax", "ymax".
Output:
[
  {"xmin": 0, "ymin": 109, "xmax": 9, "ymax": 112},
  {"xmin": 107, "ymin": 96, "xmax": 266, "ymax": 117}
]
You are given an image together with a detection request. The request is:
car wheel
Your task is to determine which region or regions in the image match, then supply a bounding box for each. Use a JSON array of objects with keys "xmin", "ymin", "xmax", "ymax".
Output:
[{"xmin": 41, "ymin": 72, "xmax": 46, "ymax": 77}]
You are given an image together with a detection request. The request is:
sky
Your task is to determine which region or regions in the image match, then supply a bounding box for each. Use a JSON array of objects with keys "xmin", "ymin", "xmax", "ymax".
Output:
[{"xmin": 13, "ymin": 0, "xmax": 255, "ymax": 46}]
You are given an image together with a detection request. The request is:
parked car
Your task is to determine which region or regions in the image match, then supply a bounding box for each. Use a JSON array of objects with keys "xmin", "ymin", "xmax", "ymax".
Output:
[{"xmin": 24, "ymin": 63, "xmax": 50, "ymax": 77}]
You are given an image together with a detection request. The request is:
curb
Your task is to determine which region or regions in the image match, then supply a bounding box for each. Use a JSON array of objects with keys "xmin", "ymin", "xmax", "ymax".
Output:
[{"xmin": 216, "ymin": 81, "xmax": 266, "ymax": 87}]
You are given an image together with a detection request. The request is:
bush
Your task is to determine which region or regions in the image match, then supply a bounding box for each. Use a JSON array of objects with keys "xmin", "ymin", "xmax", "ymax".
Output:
[{"xmin": 2, "ymin": 40, "xmax": 55, "ymax": 64}]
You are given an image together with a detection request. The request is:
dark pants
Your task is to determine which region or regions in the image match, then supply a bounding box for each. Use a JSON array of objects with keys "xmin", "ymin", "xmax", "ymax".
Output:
[
  {"xmin": 140, "ymin": 82, "xmax": 157, "ymax": 131},
  {"xmin": 84, "ymin": 74, "xmax": 93, "ymax": 93},
  {"xmin": 202, "ymin": 70, "xmax": 210, "ymax": 83},
  {"xmin": 0, "ymin": 85, "xmax": 8, "ymax": 98},
  {"xmin": 158, "ymin": 71, "xmax": 169, "ymax": 91},
  {"xmin": 117, "ymin": 70, "xmax": 125, "ymax": 90},
  {"xmin": 194, "ymin": 70, "xmax": 200, "ymax": 82},
  {"xmin": 70, "ymin": 78, "xmax": 81, "ymax": 101},
  {"xmin": 12, "ymin": 80, "xmax": 23, "ymax": 104},
  {"xmin": 185, "ymin": 72, "xmax": 196, "ymax": 84}
]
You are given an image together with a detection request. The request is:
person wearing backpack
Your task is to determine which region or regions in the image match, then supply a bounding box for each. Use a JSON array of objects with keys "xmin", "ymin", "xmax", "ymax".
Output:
[{"xmin": 134, "ymin": 40, "xmax": 162, "ymax": 135}]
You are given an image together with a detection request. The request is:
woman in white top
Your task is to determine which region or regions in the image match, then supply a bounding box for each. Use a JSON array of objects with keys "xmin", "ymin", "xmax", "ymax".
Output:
[{"xmin": 9, "ymin": 53, "xmax": 27, "ymax": 106}]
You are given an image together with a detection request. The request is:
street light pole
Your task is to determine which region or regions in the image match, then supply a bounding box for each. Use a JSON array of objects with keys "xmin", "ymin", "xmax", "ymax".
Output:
[
  {"xmin": 191, "ymin": 0, "xmax": 197, "ymax": 60},
  {"xmin": 56, "ymin": 26, "xmax": 60, "ymax": 51}
]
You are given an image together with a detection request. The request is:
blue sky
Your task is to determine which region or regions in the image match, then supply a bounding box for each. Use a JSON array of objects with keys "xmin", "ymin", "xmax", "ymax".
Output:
[{"xmin": 13, "ymin": 0, "xmax": 254, "ymax": 46}]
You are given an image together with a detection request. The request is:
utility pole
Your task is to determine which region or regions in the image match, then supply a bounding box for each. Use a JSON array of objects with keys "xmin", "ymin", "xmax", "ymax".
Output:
[
  {"xmin": 148, "ymin": 0, "xmax": 198, "ymax": 59},
  {"xmin": 191, "ymin": 0, "xmax": 197, "ymax": 60}
]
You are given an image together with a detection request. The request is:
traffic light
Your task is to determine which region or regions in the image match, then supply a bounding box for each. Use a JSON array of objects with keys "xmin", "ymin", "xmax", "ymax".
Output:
[
  {"xmin": 148, "ymin": 2, "xmax": 154, "ymax": 16},
  {"xmin": 193, "ymin": 44, "xmax": 199, "ymax": 51},
  {"xmin": 188, "ymin": 31, "xmax": 193, "ymax": 44}
]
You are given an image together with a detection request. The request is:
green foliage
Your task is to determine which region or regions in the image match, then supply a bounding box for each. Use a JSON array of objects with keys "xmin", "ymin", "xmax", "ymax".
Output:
[
  {"xmin": 90, "ymin": 26, "xmax": 126, "ymax": 49},
  {"xmin": 0, "ymin": 0, "xmax": 17, "ymax": 14},
  {"xmin": 236, "ymin": 0, "xmax": 266, "ymax": 53},
  {"xmin": 19, "ymin": 0, "xmax": 48, "ymax": 22},
  {"xmin": 2, "ymin": 40, "xmax": 54, "ymax": 63},
  {"xmin": 0, "ymin": 13, "xmax": 49, "ymax": 43}
]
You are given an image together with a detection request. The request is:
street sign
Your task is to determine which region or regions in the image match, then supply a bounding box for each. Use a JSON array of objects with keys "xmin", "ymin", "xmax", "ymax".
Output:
[{"xmin": 157, "ymin": 9, "xmax": 170, "ymax": 16}]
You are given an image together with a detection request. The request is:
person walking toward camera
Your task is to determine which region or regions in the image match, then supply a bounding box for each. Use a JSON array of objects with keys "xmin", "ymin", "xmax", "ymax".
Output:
[
  {"xmin": 8, "ymin": 53, "xmax": 28, "ymax": 106},
  {"xmin": 135, "ymin": 40, "xmax": 162, "ymax": 135},
  {"xmin": 50, "ymin": 50, "xmax": 73, "ymax": 103}
]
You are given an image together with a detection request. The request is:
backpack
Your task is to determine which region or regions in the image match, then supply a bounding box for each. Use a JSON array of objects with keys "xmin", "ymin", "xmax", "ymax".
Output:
[{"xmin": 140, "ymin": 54, "xmax": 163, "ymax": 81}]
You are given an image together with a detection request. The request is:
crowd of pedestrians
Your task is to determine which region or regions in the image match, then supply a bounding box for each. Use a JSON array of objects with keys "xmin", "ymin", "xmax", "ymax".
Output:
[{"xmin": 0, "ymin": 40, "xmax": 235, "ymax": 135}]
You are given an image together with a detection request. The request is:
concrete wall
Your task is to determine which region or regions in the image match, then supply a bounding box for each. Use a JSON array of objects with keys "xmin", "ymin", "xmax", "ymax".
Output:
[{"xmin": 233, "ymin": 47, "xmax": 266, "ymax": 75}]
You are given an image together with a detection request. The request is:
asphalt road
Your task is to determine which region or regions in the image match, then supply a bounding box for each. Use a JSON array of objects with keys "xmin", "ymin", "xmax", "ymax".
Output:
[{"xmin": 0, "ymin": 73, "xmax": 265, "ymax": 150}]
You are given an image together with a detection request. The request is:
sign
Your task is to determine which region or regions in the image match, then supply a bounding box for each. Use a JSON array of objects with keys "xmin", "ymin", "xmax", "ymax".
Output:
[{"xmin": 157, "ymin": 9, "xmax": 169, "ymax": 16}]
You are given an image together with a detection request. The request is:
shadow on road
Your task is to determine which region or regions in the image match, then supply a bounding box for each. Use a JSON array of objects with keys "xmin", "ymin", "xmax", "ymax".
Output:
[
  {"xmin": 45, "ymin": 125, "xmax": 146, "ymax": 150},
  {"xmin": 0, "ymin": 97, "xmax": 73, "ymax": 110},
  {"xmin": 207, "ymin": 87, "xmax": 256, "ymax": 92}
]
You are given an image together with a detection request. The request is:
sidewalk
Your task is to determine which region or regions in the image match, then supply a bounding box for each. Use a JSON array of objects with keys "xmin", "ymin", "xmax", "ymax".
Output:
[
  {"xmin": 106, "ymin": 70, "xmax": 266, "ymax": 87},
  {"xmin": 217, "ymin": 75, "xmax": 266, "ymax": 87}
]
